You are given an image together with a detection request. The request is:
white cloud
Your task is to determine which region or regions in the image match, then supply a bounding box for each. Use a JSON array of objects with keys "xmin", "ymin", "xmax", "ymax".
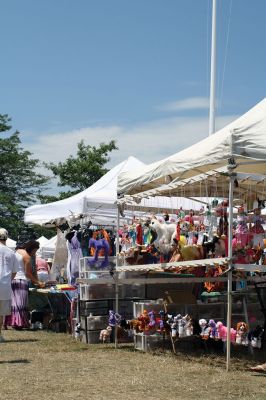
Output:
[
  {"xmin": 157, "ymin": 96, "xmax": 210, "ymax": 112},
  {"xmin": 23, "ymin": 114, "xmax": 236, "ymax": 172}
]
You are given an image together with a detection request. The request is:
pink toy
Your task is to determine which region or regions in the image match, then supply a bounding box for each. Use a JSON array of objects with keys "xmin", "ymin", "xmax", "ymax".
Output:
[
  {"xmin": 99, "ymin": 326, "xmax": 112, "ymax": 343},
  {"xmin": 216, "ymin": 321, "xmax": 236, "ymax": 343}
]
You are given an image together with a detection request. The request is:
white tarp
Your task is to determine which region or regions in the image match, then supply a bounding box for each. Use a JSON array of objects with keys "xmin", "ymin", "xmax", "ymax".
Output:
[
  {"xmin": 6, "ymin": 238, "xmax": 16, "ymax": 250},
  {"xmin": 118, "ymin": 99, "xmax": 266, "ymax": 196},
  {"xmin": 24, "ymin": 156, "xmax": 206, "ymax": 226}
]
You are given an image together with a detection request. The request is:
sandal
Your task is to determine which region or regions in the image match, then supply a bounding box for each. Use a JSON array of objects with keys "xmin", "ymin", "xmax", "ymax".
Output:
[{"xmin": 250, "ymin": 364, "xmax": 266, "ymax": 373}]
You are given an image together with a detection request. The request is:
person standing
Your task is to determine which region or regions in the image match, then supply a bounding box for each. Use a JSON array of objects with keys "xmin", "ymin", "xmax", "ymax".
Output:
[
  {"xmin": 36, "ymin": 257, "xmax": 51, "ymax": 283},
  {"xmin": 0, "ymin": 228, "xmax": 19, "ymax": 341},
  {"xmin": 5, "ymin": 240, "xmax": 45, "ymax": 330}
]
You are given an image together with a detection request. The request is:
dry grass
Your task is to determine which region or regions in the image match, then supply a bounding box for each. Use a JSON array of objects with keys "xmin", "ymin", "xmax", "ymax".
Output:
[{"xmin": 0, "ymin": 330, "xmax": 266, "ymax": 400}]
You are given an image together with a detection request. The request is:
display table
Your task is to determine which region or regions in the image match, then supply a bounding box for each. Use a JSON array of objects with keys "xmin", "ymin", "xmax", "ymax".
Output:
[{"xmin": 28, "ymin": 288, "xmax": 75, "ymax": 332}]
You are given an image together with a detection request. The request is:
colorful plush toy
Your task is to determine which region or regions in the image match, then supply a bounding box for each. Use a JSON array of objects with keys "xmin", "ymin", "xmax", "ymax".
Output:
[
  {"xmin": 169, "ymin": 314, "xmax": 180, "ymax": 338},
  {"xmin": 148, "ymin": 310, "xmax": 156, "ymax": 332},
  {"xmin": 183, "ymin": 314, "xmax": 193, "ymax": 336},
  {"xmin": 208, "ymin": 319, "xmax": 217, "ymax": 339},
  {"xmin": 108, "ymin": 310, "xmax": 121, "ymax": 327},
  {"xmin": 149, "ymin": 217, "xmax": 177, "ymax": 255},
  {"xmin": 248, "ymin": 325, "xmax": 264, "ymax": 349},
  {"xmin": 199, "ymin": 319, "xmax": 211, "ymax": 340},
  {"xmin": 99, "ymin": 326, "xmax": 112, "ymax": 343},
  {"xmin": 138, "ymin": 309, "xmax": 150, "ymax": 332},
  {"xmin": 88, "ymin": 238, "xmax": 110, "ymax": 268},
  {"xmin": 250, "ymin": 208, "xmax": 265, "ymax": 248},
  {"xmin": 216, "ymin": 321, "xmax": 236, "ymax": 343},
  {"xmin": 236, "ymin": 322, "xmax": 249, "ymax": 346}
]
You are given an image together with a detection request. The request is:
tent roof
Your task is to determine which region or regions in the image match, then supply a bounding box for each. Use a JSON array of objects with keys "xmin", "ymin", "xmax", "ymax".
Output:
[
  {"xmin": 24, "ymin": 156, "xmax": 144, "ymax": 225},
  {"xmin": 37, "ymin": 236, "xmax": 49, "ymax": 247},
  {"xmin": 24, "ymin": 156, "xmax": 207, "ymax": 226},
  {"xmin": 118, "ymin": 99, "xmax": 266, "ymax": 196},
  {"xmin": 121, "ymin": 168, "xmax": 266, "ymax": 209}
]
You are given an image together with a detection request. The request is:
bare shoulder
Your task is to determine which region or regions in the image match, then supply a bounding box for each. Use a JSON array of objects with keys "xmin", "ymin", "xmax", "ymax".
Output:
[{"xmin": 17, "ymin": 249, "xmax": 31, "ymax": 263}]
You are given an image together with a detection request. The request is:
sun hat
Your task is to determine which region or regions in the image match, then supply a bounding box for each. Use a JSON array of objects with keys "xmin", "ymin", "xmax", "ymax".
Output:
[{"xmin": 0, "ymin": 228, "xmax": 8, "ymax": 240}]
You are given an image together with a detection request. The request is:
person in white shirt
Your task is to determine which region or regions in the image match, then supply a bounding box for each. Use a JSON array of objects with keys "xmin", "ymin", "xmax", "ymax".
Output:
[{"xmin": 0, "ymin": 228, "xmax": 19, "ymax": 342}]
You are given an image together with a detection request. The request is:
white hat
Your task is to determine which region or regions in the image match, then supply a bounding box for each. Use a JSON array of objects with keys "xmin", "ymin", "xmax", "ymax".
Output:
[
  {"xmin": 0, "ymin": 228, "xmax": 8, "ymax": 240},
  {"xmin": 47, "ymin": 258, "xmax": 53, "ymax": 263}
]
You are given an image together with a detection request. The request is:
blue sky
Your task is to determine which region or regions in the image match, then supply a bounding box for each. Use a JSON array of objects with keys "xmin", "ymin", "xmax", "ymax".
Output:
[{"xmin": 1, "ymin": 0, "xmax": 266, "ymax": 183}]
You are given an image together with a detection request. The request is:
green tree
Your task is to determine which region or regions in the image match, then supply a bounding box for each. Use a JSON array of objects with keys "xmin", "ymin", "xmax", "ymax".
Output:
[
  {"xmin": 45, "ymin": 139, "xmax": 118, "ymax": 199},
  {"xmin": 0, "ymin": 115, "xmax": 50, "ymax": 239}
]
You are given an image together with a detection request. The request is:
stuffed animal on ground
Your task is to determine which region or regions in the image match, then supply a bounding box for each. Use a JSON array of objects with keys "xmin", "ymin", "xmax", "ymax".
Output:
[
  {"xmin": 169, "ymin": 314, "xmax": 181, "ymax": 338},
  {"xmin": 248, "ymin": 325, "xmax": 264, "ymax": 349},
  {"xmin": 99, "ymin": 326, "xmax": 112, "ymax": 343},
  {"xmin": 208, "ymin": 319, "xmax": 217, "ymax": 339},
  {"xmin": 236, "ymin": 322, "xmax": 249, "ymax": 346},
  {"xmin": 183, "ymin": 314, "xmax": 193, "ymax": 336},
  {"xmin": 216, "ymin": 321, "xmax": 236, "ymax": 343},
  {"xmin": 88, "ymin": 238, "xmax": 110, "ymax": 268},
  {"xmin": 157, "ymin": 310, "xmax": 170, "ymax": 334},
  {"xmin": 199, "ymin": 319, "xmax": 211, "ymax": 340}
]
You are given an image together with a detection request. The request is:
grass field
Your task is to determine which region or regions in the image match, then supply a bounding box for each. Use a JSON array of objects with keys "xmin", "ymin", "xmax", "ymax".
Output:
[{"xmin": 0, "ymin": 329, "xmax": 266, "ymax": 400}]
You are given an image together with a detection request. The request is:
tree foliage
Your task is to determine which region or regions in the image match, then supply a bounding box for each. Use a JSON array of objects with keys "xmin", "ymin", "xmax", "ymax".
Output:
[
  {"xmin": 0, "ymin": 115, "xmax": 50, "ymax": 239},
  {"xmin": 45, "ymin": 139, "xmax": 118, "ymax": 198}
]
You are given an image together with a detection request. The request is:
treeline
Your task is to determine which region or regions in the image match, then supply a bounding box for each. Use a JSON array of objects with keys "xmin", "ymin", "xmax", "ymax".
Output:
[{"xmin": 0, "ymin": 114, "xmax": 118, "ymax": 239}]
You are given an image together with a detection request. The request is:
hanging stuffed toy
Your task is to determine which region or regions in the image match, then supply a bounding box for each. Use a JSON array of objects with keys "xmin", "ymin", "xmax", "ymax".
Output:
[
  {"xmin": 148, "ymin": 217, "xmax": 177, "ymax": 258},
  {"xmin": 249, "ymin": 208, "xmax": 265, "ymax": 249},
  {"xmin": 88, "ymin": 238, "xmax": 110, "ymax": 268},
  {"xmin": 108, "ymin": 310, "xmax": 121, "ymax": 327},
  {"xmin": 235, "ymin": 206, "xmax": 250, "ymax": 248},
  {"xmin": 148, "ymin": 310, "xmax": 156, "ymax": 332},
  {"xmin": 135, "ymin": 222, "xmax": 143, "ymax": 246}
]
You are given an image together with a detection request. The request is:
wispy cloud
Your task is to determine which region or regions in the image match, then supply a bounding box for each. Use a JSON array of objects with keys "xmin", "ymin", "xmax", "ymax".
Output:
[
  {"xmin": 23, "ymin": 114, "xmax": 236, "ymax": 175},
  {"xmin": 157, "ymin": 96, "xmax": 210, "ymax": 112}
]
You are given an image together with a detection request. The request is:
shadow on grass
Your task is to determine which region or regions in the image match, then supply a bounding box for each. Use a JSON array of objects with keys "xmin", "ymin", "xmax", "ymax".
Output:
[
  {"xmin": 0, "ymin": 359, "xmax": 30, "ymax": 364},
  {"xmin": 5, "ymin": 339, "xmax": 39, "ymax": 343}
]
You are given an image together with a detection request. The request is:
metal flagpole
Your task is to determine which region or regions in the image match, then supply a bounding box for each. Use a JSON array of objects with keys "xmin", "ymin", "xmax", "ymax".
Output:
[
  {"xmin": 114, "ymin": 206, "xmax": 120, "ymax": 349},
  {"xmin": 209, "ymin": 0, "xmax": 217, "ymax": 136},
  {"xmin": 226, "ymin": 168, "xmax": 234, "ymax": 371}
]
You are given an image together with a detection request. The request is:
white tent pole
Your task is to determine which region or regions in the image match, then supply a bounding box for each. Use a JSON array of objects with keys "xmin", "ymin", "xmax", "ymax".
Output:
[
  {"xmin": 209, "ymin": 0, "xmax": 217, "ymax": 136},
  {"xmin": 226, "ymin": 172, "xmax": 234, "ymax": 371},
  {"xmin": 115, "ymin": 206, "xmax": 120, "ymax": 349}
]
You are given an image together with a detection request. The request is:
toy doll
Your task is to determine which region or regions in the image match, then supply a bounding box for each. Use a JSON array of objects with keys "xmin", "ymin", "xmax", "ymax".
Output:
[
  {"xmin": 199, "ymin": 319, "xmax": 211, "ymax": 340},
  {"xmin": 249, "ymin": 208, "xmax": 265, "ymax": 248},
  {"xmin": 208, "ymin": 319, "xmax": 217, "ymax": 339}
]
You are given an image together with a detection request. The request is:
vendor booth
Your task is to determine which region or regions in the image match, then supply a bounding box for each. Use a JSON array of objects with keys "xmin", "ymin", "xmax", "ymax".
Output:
[{"xmin": 114, "ymin": 99, "xmax": 266, "ymax": 369}]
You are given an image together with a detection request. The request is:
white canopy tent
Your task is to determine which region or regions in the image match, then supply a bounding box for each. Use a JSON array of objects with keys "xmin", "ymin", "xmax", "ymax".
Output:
[
  {"xmin": 24, "ymin": 156, "xmax": 207, "ymax": 227},
  {"xmin": 37, "ymin": 236, "xmax": 49, "ymax": 247},
  {"xmin": 118, "ymin": 99, "xmax": 266, "ymax": 196},
  {"xmin": 117, "ymin": 99, "xmax": 266, "ymax": 371},
  {"xmin": 38, "ymin": 235, "xmax": 57, "ymax": 259},
  {"xmin": 6, "ymin": 238, "xmax": 16, "ymax": 250}
]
